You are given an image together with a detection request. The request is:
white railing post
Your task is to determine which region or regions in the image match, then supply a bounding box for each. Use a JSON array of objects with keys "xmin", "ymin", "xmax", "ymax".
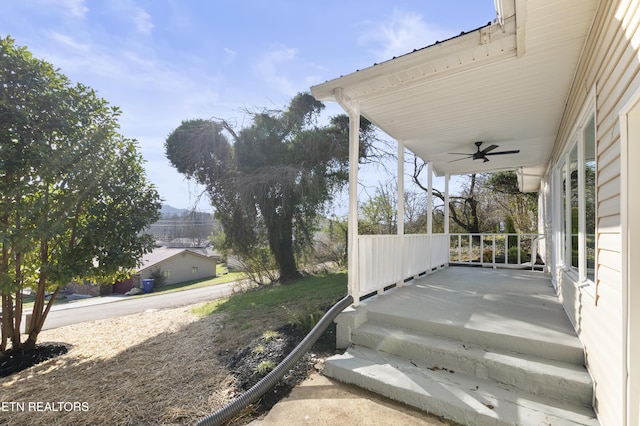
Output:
[
  {"xmin": 427, "ymin": 162, "xmax": 433, "ymax": 235},
  {"xmin": 444, "ymin": 174, "xmax": 450, "ymax": 234},
  {"xmin": 444, "ymin": 175, "xmax": 450, "ymax": 265},
  {"xmin": 397, "ymin": 141, "xmax": 405, "ymax": 288}
]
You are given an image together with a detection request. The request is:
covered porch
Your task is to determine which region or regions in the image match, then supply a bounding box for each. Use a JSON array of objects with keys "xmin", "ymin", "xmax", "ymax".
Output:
[
  {"xmin": 325, "ymin": 266, "xmax": 597, "ymax": 425},
  {"xmin": 309, "ymin": 0, "xmax": 603, "ymax": 424}
]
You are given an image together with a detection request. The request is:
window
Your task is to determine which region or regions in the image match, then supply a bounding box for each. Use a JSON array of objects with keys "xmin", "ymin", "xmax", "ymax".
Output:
[
  {"xmin": 569, "ymin": 144, "xmax": 579, "ymax": 269},
  {"xmin": 192, "ymin": 266, "xmax": 198, "ymax": 275},
  {"xmin": 561, "ymin": 162, "xmax": 567, "ymax": 264},
  {"xmin": 558, "ymin": 112, "xmax": 596, "ymax": 283},
  {"xmin": 584, "ymin": 115, "xmax": 596, "ymax": 281}
]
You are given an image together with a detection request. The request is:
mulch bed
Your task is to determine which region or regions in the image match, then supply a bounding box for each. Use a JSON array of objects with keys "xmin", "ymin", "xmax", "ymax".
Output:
[
  {"xmin": 222, "ymin": 322, "xmax": 338, "ymax": 418},
  {"xmin": 0, "ymin": 344, "xmax": 69, "ymax": 378}
]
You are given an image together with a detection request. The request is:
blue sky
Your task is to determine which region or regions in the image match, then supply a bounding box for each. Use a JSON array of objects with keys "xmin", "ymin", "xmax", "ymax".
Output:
[{"xmin": 1, "ymin": 0, "xmax": 496, "ymax": 211}]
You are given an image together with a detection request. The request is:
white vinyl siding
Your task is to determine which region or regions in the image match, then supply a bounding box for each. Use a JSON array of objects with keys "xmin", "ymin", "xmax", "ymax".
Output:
[
  {"xmin": 139, "ymin": 251, "xmax": 216, "ymax": 286},
  {"xmin": 544, "ymin": 1, "xmax": 640, "ymax": 425}
]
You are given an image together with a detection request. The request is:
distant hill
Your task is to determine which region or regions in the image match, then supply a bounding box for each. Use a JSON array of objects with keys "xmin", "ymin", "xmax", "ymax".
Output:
[
  {"xmin": 160, "ymin": 205, "xmax": 190, "ymax": 217},
  {"xmin": 149, "ymin": 205, "xmax": 218, "ymax": 246}
]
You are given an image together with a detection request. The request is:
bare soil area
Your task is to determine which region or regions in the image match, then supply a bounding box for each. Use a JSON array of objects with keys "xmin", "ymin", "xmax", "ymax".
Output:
[{"xmin": 0, "ymin": 304, "xmax": 337, "ymax": 425}]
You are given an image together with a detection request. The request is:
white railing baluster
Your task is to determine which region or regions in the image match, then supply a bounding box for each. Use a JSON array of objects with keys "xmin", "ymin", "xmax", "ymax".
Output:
[
  {"xmin": 352, "ymin": 233, "xmax": 543, "ymax": 300},
  {"xmin": 492, "ymin": 235, "xmax": 496, "ymax": 267}
]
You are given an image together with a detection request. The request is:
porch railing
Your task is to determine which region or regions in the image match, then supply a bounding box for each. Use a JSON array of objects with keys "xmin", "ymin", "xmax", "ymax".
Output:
[
  {"xmin": 448, "ymin": 233, "xmax": 543, "ymax": 269},
  {"xmin": 354, "ymin": 233, "xmax": 543, "ymax": 299},
  {"xmin": 357, "ymin": 234, "xmax": 448, "ymax": 298}
]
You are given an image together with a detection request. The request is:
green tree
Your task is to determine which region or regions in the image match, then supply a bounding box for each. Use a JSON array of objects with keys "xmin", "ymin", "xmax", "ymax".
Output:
[
  {"xmin": 0, "ymin": 37, "xmax": 161, "ymax": 352},
  {"xmin": 484, "ymin": 171, "xmax": 538, "ymax": 233},
  {"xmin": 412, "ymin": 159, "xmax": 483, "ymax": 233},
  {"xmin": 359, "ymin": 183, "xmax": 397, "ymax": 235},
  {"xmin": 165, "ymin": 93, "xmax": 375, "ymax": 282},
  {"xmin": 412, "ymin": 158, "xmax": 537, "ymax": 234}
]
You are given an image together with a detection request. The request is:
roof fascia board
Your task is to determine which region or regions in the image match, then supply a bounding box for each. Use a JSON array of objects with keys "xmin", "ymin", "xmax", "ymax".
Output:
[{"xmin": 311, "ymin": 16, "xmax": 516, "ymax": 102}]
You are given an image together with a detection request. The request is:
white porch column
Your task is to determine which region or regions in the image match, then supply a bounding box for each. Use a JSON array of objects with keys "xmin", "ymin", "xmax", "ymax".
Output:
[
  {"xmin": 397, "ymin": 140, "xmax": 405, "ymax": 288},
  {"xmin": 444, "ymin": 174, "xmax": 450, "ymax": 234},
  {"xmin": 336, "ymin": 89, "xmax": 360, "ymax": 305},
  {"xmin": 397, "ymin": 141, "xmax": 405, "ymax": 235},
  {"xmin": 427, "ymin": 161, "xmax": 433, "ymax": 234}
]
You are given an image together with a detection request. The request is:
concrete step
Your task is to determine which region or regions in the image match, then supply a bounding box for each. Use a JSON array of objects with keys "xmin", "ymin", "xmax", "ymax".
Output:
[
  {"xmin": 351, "ymin": 323, "xmax": 593, "ymax": 406},
  {"xmin": 366, "ymin": 309, "xmax": 585, "ymax": 365},
  {"xmin": 324, "ymin": 346, "xmax": 599, "ymax": 426}
]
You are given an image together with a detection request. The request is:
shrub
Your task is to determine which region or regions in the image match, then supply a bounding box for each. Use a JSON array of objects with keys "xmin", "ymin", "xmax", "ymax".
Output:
[
  {"xmin": 291, "ymin": 309, "xmax": 325, "ymax": 335},
  {"xmin": 507, "ymin": 247, "xmax": 527, "ymax": 264},
  {"xmin": 149, "ymin": 268, "xmax": 167, "ymax": 288},
  {"xmin": 261, "ymin": 330, "xmax": 280, "ymax": 342}
]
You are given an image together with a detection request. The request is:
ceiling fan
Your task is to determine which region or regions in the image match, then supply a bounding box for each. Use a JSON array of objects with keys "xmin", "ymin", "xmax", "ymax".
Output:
[{"xmin": 448, "ymin": 141, "xmax": 520, "ymax": 163}]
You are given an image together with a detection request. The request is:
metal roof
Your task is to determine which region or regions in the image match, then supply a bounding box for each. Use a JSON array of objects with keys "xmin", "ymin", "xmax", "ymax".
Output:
[
  {"xmin": 311, "ymin": 0, "xmax": 598, "ymax": 191},
  {"xmin": 137, "ymin": 247, "xmax": 212, "ymax": 272}
]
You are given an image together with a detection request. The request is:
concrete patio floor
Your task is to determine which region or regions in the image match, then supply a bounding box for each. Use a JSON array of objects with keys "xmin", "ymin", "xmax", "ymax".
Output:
[
  {"xmin": 251, "ymin": 373, "xmax": 449, "ymax": 425},
  {"xmin": 351, "ymin": 266, "xmax": 582, "ymax": 359}
]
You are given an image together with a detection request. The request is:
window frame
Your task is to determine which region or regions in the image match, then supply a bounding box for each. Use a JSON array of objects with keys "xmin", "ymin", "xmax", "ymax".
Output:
[{"xmin": 556, "ymin": 90, "xmax": 597, "ymax": 289}]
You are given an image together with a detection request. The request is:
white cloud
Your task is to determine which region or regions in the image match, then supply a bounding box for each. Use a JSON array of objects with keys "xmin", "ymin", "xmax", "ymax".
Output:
[
  {"xmin": 58, "ymin": 0, "xmax": 89, "ymax": 19},
  {"xmin": 133, "ymin": 6, "xmax": 154, "ymax": 34},
  {"xmin": 36, "ymin": 30, "xmax": 225, "ymax": 209},
  {"xmin": 34, "ymin": 0, "xmax": 88, "ymax": 18},
  {"xmin": 255, "ymin": 45, "xmax": 299, "ymax": 96},
  {"xmin": 108, "ymin": 0, "xmax": 154, "ymax": 35},
  {"xmin": 358, "ymin": 10, "xmax": 450, "ymax": 61},
  {"xmin": 223, "ymin": 47, "xmax": 237, "ymax": 66}
]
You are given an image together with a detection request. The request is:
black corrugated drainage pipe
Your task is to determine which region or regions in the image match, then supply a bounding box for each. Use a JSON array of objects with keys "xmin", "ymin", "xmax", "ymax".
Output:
[{"xmin": 196, "ymin": 294, "xmax": 354, "ymax": 426}]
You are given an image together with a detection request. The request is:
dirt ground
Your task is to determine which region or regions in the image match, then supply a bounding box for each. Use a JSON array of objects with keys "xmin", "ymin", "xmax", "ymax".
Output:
[{"xmin": 0, "ymin": 304, "xmax": 337, "ymax": 425}]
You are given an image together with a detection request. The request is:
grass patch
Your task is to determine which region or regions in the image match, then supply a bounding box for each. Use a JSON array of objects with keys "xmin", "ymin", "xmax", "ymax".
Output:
[
  {"xmin": 192, "ymin": 272, "xmax": 347, "ymax": 346},
  {"xmin": 150, "ymin": 271, "xmax": 245, "ymax": 294},
  {"xmin": 192, "ymin": 272, "xmax": 346, "ymax": 319}
]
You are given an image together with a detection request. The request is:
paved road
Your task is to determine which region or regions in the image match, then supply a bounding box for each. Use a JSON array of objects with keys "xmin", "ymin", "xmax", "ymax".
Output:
[{"xmin": 41, "ymin": 281, "xmax": 242, "ymax": 331}]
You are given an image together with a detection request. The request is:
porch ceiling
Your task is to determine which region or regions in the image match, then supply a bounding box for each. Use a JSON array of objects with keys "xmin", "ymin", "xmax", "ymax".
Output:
[{"xmin": 311, "ymin": 0, "xmax": 598, "ymax": 192}]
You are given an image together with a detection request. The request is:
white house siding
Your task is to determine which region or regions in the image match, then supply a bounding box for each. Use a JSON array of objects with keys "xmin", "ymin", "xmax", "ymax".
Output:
[
  {"xmin": 544, "ymin": 1, "xmax": 640, "ymax": 425},
  {"xmin": 139, "ymin": 251, "xmax": 216, "ymax": 286}
]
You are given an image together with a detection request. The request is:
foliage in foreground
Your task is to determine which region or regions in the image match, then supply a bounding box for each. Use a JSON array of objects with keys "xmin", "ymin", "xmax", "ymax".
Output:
[{"xmin": 0, "ymin": 37, "xmax": 161, "ymax": 352}]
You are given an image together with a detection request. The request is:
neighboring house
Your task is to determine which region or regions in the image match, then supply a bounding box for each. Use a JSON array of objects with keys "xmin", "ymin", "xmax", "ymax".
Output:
[
  {"xmin": 311, "ymin": 1, "xmax": 638, "ymax": 425},
  {"xmin": 113, "ymin": 247, "xmax": 216, "ymax": 293}
]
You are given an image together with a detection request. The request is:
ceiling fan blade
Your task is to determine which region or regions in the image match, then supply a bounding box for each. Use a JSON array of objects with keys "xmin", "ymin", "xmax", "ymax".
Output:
[
  {"xmin": 447, "ymin": 152, "xmax": 473, "ymax": 155},
  {"xmin": 483, "ymin": 157, "xmax": 490, "ymax": 163},
  {"xmin": 448, "ymin": 156, "xmax": 472, "ymax": 163},
  {"xmin": 480, "ymin": 144, "xmax": 499, "ymax": 154},
  {"xmin": 485, "ymin": 150, "xmax": 520, "ymax": 156}
]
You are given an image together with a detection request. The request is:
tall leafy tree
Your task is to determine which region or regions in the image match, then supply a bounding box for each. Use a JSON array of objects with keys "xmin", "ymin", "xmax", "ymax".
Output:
[
  {"xmin": 165, "ymin": 93, "xmax": 375, "ymax": 282},
  {"xmin": 412, "ymin": 156, "xmax": 538, "ymax": 233},
  {"xmin": 483, "ymin": 171, "xmax": 538, "ymax": 233},
  {"xmin": 0, "ymin": 37, "xmax": 161, "ymax": 352}
]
